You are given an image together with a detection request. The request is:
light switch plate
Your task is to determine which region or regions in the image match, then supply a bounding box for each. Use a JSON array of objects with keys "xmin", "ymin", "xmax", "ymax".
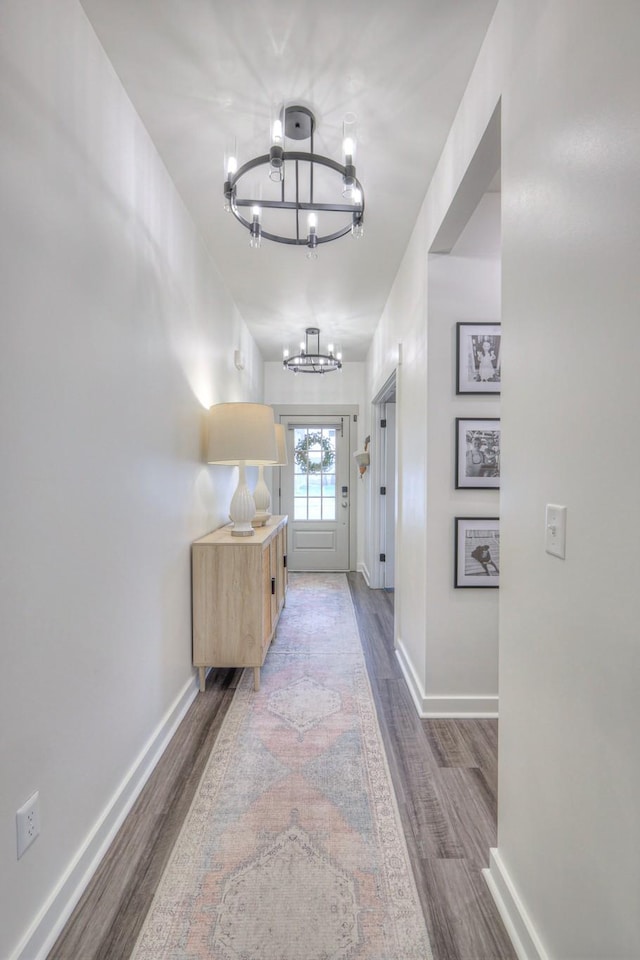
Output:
[{"xmin": 545, "ymin": 504, "xmax": 567, "ymax": 559}]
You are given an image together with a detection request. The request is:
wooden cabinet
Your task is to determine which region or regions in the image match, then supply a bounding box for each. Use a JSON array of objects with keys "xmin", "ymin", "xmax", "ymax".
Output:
[{"xmin": 192, "ymin": 516, "xmax": 288, "ymax": 692}]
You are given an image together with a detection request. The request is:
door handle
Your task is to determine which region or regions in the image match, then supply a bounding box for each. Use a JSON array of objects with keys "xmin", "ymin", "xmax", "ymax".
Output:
[{"xmin": 341, "ymin": 500, "xmax": 348, "ymax": 507}]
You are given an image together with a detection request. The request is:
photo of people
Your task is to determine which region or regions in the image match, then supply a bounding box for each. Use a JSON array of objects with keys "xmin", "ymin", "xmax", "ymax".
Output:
[
  {"xmin": 455, "ymin": 419, "xmax": 500, "ymax": 489},
  {"xmin": 454, "ymin": 518, "xmax": 500, "ymax": 587},
  {"xmin": 456, "ymin": 322, "xmax": 501, "ymax": 394}
]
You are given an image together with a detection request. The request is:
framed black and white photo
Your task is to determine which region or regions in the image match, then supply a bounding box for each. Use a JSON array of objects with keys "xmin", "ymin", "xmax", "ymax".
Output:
[
  {"xmin": 454, "ymin": 517, "xmax": 500, "ymax": 588},
  {"xmin": 455, "ymin": 418, "xmax": 500, "ymax": 489},
  {"xmin": 456, "ymin": 322, "xmax": 501, "ymax": 394}
]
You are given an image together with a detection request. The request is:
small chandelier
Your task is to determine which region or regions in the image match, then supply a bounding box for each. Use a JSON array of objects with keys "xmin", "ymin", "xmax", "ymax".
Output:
[
  {"xmin": 283, "ymin": 328, "xmax": 342, "ymax": 374},
  {"xmin": 224, "ymin": 105, "xmax": 365, "ymax": 255}
]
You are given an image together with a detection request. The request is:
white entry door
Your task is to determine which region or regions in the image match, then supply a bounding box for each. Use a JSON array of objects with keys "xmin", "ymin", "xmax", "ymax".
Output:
[{"xmin": 280, "ymin": 415, "xmax": 350, "ymax": 571}]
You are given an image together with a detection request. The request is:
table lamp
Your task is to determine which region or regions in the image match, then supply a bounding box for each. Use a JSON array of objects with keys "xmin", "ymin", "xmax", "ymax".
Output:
[
  {"xmin": 207, "ymin": 403, "xmax": 278, "ymax": 536},
  {"xmin": 253, "ymin": 422, "xmax": 288, "ymax": 526}
]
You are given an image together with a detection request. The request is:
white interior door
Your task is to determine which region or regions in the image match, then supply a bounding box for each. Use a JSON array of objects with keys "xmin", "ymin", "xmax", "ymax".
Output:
[{"xmin": 280, "ymin": 415, "xmax": 350, "ymax": 571}]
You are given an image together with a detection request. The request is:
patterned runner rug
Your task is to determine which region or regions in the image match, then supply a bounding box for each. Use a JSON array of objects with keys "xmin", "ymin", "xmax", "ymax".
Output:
[{"xmin": 132, "ymin": 573, "xmax": 433, "ymax": 960}]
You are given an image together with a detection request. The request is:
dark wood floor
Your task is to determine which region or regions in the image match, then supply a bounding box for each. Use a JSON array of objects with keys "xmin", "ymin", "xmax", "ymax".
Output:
[
  {"xmin": 49, "ymin": 574, "xmax": 515, "ymax": 960},
  {"xmin": 347, "ymin": 574, "xmax": 515, "ymax": 960}
]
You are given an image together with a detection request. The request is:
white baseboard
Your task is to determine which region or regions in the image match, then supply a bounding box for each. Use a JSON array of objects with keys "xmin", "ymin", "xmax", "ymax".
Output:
[
  {"xmin": 358, "ymin": 561, "xmax": 371, "ymax": 586},
  {"xmin": 483, "ymin": 848, "xmax": 549, "ymax": 960},
  {"xmin": 395, "ymin": 637, "xmax": 498, "ymax": 718},
  {"xmin": 12, "ymin": 674, "xmax": 200, "ymax": 960},
  {"xmin": 395, "ymin": 635, "xmax": 426, "ymax": 713},
  {"xmin": 421, "ymin": 695, "xmax": 498, "ymax": 718}
]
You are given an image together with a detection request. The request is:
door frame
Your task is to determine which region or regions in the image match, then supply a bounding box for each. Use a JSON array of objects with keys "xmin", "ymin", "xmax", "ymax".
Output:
[
  {"xmin": 370, "ymin": 373, "xmax": 398, "ymax": 589},
  {"xmin": 271, "ymin": 405, "xmax": 360, "ymax": 572}
]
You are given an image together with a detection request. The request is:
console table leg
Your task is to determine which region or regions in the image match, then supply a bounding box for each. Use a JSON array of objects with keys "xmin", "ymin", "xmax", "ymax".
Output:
[
  {"xmin": 199, "ymin": 667, "xmax": 206, "ymax": 692},
  {"xmin": 253, "ymin": 667, "xmax": 260, "ymax": 691}
]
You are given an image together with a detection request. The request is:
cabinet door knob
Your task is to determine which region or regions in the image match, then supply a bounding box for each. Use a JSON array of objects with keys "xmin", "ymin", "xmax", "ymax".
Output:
[{"xmin": 271, "ymin": 577, "xmax": 276, "ymax": 595}]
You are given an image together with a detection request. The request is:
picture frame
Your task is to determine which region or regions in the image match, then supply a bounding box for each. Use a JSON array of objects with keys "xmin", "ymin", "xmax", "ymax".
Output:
[
  {"xmin": 456, "ymin": 322, "xmax": 501, "ymax": 394},
  {"xmin": 454, "ymin": 517, "xmax": 500, "ymax": 588},
  {"xmin": 455, "ymin": 418, "xmax": 500, "ymax": 489}
]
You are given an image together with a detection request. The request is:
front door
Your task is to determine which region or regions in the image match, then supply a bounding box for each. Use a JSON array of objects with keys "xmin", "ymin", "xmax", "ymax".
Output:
[{"xmin": 280, "ymin": 415, "xmax": 350, "ymax": 571}]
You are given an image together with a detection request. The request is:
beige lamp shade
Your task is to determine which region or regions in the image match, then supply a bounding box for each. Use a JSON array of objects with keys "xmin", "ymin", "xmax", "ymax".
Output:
[
  {"xmin": 207, "ymin": 403, "xmax": 278, "ymax": 465},
  {"xmin": 274, "ymin": 422, "xmax": 288, "ymax": 466}
]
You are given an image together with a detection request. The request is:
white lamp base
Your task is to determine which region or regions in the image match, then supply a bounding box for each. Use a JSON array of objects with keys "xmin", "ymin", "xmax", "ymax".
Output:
[
  {"xmin": 252, "ymin": 512, "xmax": 270, "ymax": 527},
  {"xmin": 229, "ymin": 462, "xmax": 256, "ymax": 537},
  {"xmin": 252, "ymin": 465, "xmax": 271, "ymax": 527}
]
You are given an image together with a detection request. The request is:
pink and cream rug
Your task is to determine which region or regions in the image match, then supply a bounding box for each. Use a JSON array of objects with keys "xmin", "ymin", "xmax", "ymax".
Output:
[{"xmin": 131, "ymin": 573, "xmax": 433, "ymax": 960}]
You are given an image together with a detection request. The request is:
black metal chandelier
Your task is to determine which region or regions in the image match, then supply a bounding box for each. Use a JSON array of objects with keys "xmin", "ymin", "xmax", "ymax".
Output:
[
  {"xmin": 283, "ymin": 328, "xmax": 342, "ymax": 374},
  {"xmin": 223, "ymin": 105, "xmax": 364, "ymax": 255}
]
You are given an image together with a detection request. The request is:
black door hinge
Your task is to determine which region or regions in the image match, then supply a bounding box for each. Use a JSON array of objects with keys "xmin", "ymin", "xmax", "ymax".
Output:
[
  {"xmin": 379, "ymin": 553, "xmax": 386, "ymax": 562},
  {"xmin": 381, "ymin": 419, "xmax": 387, "ymax": 428},
  {"xmin": 380, "ymin": 486, "xmax": 386, "ymax": 495},
  {"xmin": 283, "ymin": 555, "xmax": 287, "ymax": 568}
]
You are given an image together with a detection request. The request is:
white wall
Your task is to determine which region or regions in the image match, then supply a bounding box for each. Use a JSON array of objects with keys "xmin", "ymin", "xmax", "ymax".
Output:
[
  {"xmin": 494, "ymin": 1, "xmax": 640, "ymax": 957},
  {"xmin": 366, "ymin": 161, "xmax": 501, "ymax": 717},
  {"xmin": 426, "ymin": 193, "xmax": 501, "ymax": 714},
  {"xmin": 264, "ymin": 360, "xmax": 365, "ymax": 408},
  {"xmin": 366, "ymin": 224, "xmax": 429, "ymax": 699},
  {"xmin": 368, "ymin": 0, "xmax": 640, "ymax": 956},
  {"xmin": 0, "ymin": 3, "xmax": 263, "ymax": 957}
]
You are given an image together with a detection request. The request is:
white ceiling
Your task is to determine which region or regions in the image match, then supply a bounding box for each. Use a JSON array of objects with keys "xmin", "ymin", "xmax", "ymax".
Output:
[{"xmin": 80, "ymin": 0, "xmax": 498, "ymax": 360}]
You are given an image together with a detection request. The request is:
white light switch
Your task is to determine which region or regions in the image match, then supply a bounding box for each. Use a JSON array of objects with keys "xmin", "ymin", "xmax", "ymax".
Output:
[{"xmin": 545, "ymin": 504, "xmax": 567, "ymax": 559}]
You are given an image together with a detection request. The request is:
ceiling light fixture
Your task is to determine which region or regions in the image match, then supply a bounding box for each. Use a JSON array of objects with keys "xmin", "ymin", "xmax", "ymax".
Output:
[
  {"xmin": 282, "ymin": 327, "xmax": 342, "ymax": 374},
  {"xmin": 224, "ymin": 105, "xmax": 365, "ymax": 255}
]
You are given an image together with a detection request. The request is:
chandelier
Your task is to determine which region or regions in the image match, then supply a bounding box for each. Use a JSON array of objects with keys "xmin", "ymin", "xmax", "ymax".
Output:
[
  {"xmin": 283, "ymin": 328, "xmax": 342, "ymax": 374},
  {"xmin": 223, "ymin": 105, "xmax": 365, "ymax": 255}
]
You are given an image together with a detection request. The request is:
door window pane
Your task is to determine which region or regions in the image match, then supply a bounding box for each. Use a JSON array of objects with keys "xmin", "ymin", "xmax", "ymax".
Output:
[
  {"xmin": 307, "ymin": 498, "xmax": 322, "ymax": 519},
  {"xmin": 294, "ymin": 498, "xmax": 308, "ymax": 520},
  {"xmin": 293, "ymin": 426, "xmax": 337, "ymax": 522},
  {"xmin": 322, "ymin": 500, "xmax": 336, "ymax": 520}
]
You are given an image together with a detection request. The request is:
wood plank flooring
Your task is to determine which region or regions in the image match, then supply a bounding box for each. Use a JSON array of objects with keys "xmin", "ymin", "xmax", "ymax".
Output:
[
  {"xmin": 48, "ymin": 574, "xmax": 515, "ymax": 960},
  {"xmin": 346, "ymin": 574, "xmax": 516, "ymax": 960}
]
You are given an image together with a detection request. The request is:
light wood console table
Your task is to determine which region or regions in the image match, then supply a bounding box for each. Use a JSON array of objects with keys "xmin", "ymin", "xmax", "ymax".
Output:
[{"xmin": 192, "ymin": 515, "xmax": 288, "ymax": 692}]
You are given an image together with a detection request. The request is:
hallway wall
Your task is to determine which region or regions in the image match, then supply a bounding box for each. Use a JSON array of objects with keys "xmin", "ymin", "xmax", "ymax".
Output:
[
  {"xmin": 426, "ymin": 193, "xmax": 501, "ymax": 714},
  {"xmin": 367, "ymin": 0, "xmax": 640, "ymax": 956},
  {"xmin": 0, "ymin": 3, "xmax": 262, "ymax": 957},
  {"xmin": 495, "ymin": 1, "xmax": 640, "ymax": 956}
]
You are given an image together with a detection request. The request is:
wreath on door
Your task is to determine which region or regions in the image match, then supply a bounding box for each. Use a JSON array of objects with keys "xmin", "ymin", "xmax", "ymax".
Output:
[{"xmin": 294, "ymin": 432, "xmax": 335, "ymax": 474}]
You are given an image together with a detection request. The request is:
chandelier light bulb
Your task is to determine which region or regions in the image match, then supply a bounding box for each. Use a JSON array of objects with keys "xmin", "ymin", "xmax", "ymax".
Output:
[
  {"xmin": 269, "ymin": 119, "xmax": 284, "ymax": 182},
  {"xmin": 337, "ymin": 351, "xmax": 342, "ymax": 361},
  {"xmin": 306, "ymin": 212, "xmax": 319, "ymax": 259},
  {"xmin": 342, "ymin": 113, "xmax": 357, "ymax": 159},
  {"xmin": 227, "ymin": 156, "xmax": 237, "ymax": 177},
  {"xmin": 328, "ymin": 343, "xmax": 334, "ymax": 354},
  {"xmin": 249, "ymin": 207, "xmax": 262, "ymax": 249},
  {"xmin": 343, "ymin": 136, "xmax": 355, "ymax": 162},
  {"xmin": 352, "ymin": 218, "xmax": 364, "ymax": 240},
  {"xmin": 283, "ymin": 348, "xmax": 289, "ymax": 359}
]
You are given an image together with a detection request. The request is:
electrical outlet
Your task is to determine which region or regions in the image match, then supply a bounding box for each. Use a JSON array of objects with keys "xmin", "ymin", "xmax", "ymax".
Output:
[{"xmin": 16, "ymin": 791, "xmax": 40, "ymax": 859}]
